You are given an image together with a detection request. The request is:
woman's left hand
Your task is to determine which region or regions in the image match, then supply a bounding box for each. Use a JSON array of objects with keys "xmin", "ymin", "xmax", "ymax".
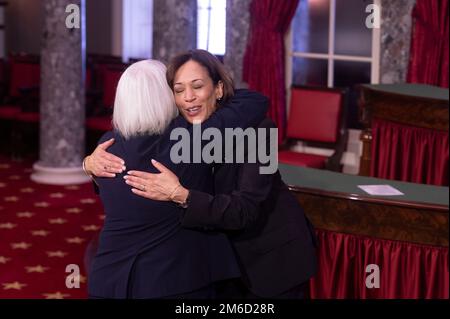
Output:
[{"xmin": 124, "ymin": 159, "xmax": 181, "ymax": 201}]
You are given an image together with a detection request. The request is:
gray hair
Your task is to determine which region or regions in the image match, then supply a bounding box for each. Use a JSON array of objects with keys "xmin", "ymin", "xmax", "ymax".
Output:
[{"xmin": 113, "ymin": 60, "xmax": 178, "ymax": 139}]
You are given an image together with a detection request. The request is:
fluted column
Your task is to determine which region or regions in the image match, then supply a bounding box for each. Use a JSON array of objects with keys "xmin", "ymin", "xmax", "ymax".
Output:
[
  {"xmin": 152, "ymin": 0, "xmax": 196, "ymax": 64},
  {"xmin": 31, "ymin": 0, "xmax": 89, "ymax": 185}
]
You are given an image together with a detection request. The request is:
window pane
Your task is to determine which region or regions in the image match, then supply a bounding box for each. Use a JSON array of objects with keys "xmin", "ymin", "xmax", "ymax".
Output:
[
  {"xmin": 335, "ymin": 0, "xmax": 372, "ymax": 56},
  {"xmin": 197, "ymin": 6, "xmax": 209, "ymax": 50},
  {"xmin": 197, "ymin": 0, "xmax": 209, "ymax": 9},
  {"xmin": 292, "ymin": 57, "xmax": 328, "ymax": 87},
  {"xmin": 209, "ymin": 1, "xmax": 226, "ymax": 55},
  {"xmin": 334, "ymin": 61, "xmax": 371, "ymax": 129},
  {"xmin": 292, "ymin": 0, "xmax": 330, "ymax": 54},
  {"xmin": 197, "ymin": 0, "xmax": 226, "ymax": 55},
  {"xmin": 334, "ymin": 60, "xmax": 370, "ymax": 87}
]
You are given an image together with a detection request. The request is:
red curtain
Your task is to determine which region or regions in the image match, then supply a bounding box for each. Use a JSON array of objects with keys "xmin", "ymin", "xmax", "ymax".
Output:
[
  {"xmin": 407, "ymin": 0, "xmax": 449, "ymax": 88},
  {"xmin": 309, "ymin": 229, "xmax": 449, "ymax": 299},
  {"xmin": 243, "ymin": 0, "xmax": 299, "ymax": 143},
  {"xmin": 370, "ymin": 119, "xmax": 449, "ymax": 186}
]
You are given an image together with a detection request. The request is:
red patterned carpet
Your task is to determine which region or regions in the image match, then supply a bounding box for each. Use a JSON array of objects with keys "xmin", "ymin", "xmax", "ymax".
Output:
[{"xmin": 0, "ymin": 156, "xmax": 104, "ymax": 299}]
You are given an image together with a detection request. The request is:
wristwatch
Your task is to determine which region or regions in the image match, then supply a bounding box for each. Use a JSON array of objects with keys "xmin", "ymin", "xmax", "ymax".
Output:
[{"xmin": 177, "ymin": 190, "xmax": 191, "ymax": 209}]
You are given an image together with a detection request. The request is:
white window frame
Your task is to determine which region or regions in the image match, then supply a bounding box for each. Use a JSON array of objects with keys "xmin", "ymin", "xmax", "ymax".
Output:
[{"xmin": 285, "ymin": 0, "xmax": 381, "ymax": 91}]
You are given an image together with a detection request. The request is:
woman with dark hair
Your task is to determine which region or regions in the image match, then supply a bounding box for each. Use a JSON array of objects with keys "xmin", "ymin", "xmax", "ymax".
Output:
[{"xmin": 84, "ymin": 57, "xmax": 268, "ymax": 299}]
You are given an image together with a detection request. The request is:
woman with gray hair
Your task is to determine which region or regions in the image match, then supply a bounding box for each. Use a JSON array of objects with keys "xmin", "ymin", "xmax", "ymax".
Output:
[{"xmin": 86, "ymin": 59, "xmax": 268, "ymax": 298}]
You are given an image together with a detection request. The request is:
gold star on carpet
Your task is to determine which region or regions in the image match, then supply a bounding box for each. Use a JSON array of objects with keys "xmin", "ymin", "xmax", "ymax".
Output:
[
  {"xmin": 34, "ymin": 202, "xmax": 50, "ymax": 208},
  {"xmin": 65, "ymin": 237, "xmax": 85, "ymax": 244},
  {"xmin": 0, "ymin": 223, "xmax": 17, "ymax": 229},
  {"xmin": 8, "ymin": 175, "xmax": 21, "ymax": 180},
  {"xmin": 25, "ymin": 265, "xmax": 49, "ymax": 273},
  {"xmin": 98, "ymin": 214, "xmax": 106, "ymax": 220},
  {"xmin": 31, "ymin": 230, "xmax": 51, "ymax": 237},
  {"xmin": 0, "ymin": 164, "xmax": 11, "ymax": 169},
  {"xmin": 66, "ymin": 207, "xmax": 82, "ymax": 214},
  {"xmin": 0, "ymin": 256, "xmax": 11, "ymax": 264},
  {"xmin": 82, "ymin": 225, "xmax": 100, "ymax": 231},
  {"xmin": 11, "ymin": 242, "xmax": 32, "ymax": 250},
  {"xmin": 48, "ymin": 218, "xmax": 67, "ymax": 225},
  {"xmin": 46, "ymin": 251, "xmax": 68, "ymax": 258},
  {"xmin": 49, "ymin": 192, "xmax": 65, "ymax": 198},
  {"xmin": 0, "ymin": 182, "xmax": 6, "ymax": 188},
  {"xmin": 20, "ymin": 187, "xmax": 35, "ymax": 193},
  {"xmin": 65, "ymin": 185, "xmax": 80, "ymax": 190},
  {"xmin": 4, "ymin": 196, "xmax": 19, "ymax": 202},
  {"xmin": 17, "ymin": 212, "xmax": 35, "ymax": 218},
  {"xmin": 3, "ymin": 282, "xmax": 27, "ymax": 290},
  {"xmin": 42, "ymin": 292, "xmax": 70, "ymax": 299},
  {"xmin": 80, "ymin": 198, "xmax": 96, "ymax": 204}
]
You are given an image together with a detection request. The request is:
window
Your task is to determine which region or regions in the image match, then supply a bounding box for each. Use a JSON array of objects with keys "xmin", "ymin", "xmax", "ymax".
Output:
[
  {"xmin": 122, "ymin": 0, "xmax": 153, "ymax": 62},
  {"xmin": 197, "ymin": 0, "xmax": 226, "ymax": 56},
  {"xmin": 287, "ymin": 0, "xmax": 381, "ymax": 128}
]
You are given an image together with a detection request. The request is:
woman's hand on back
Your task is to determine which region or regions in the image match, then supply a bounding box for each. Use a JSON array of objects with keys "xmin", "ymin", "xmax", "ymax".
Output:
[
  {"xmin": 84, "ymin": 138, "xmax": 125, "ymax": 178},
  {"xmin": 125, "ymin": 159, "xmax": 188, "ymax": 204}
]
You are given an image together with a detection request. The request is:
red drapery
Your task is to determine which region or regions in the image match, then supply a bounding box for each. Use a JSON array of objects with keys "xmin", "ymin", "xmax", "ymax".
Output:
[
  {"xmin": 407, "ymin": 0, "xmax": 449, "ymax": 88},
  {"xmin": 243, "ymin": 0, "xmax": 299, "ymax": 143},
  {"xmin": 309, "ymin": 229, "xmax": 449, "ymax": 299},
  {"xmin": 370, "ymin": 119, "xmax": 449, "ymax": 186}
]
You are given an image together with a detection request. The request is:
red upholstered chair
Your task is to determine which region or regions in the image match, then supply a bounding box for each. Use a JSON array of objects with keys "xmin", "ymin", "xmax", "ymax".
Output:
[
  {"xmin": 0, "ymin": 55, "xmax": 40, "ymax": 156},
  {"xmin": 279, "ymin": 85, "xmax": 348, "ymax": 171},
  {"xmin": 0, "ymin": 56, "xmax": 40, "ymax": 120},
  {"xmin": 86, "ymin": 65, "xmax": 125, "ymax": 153},
  {"xmin": 86, "ymin": 66, "xmax": 124, "ymax": 130}
]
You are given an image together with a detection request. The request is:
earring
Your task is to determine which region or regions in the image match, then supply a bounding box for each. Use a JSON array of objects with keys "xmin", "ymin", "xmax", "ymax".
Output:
[{"xmin": 217, "ymin": 96, "xmax": 222, "ymax": 101}]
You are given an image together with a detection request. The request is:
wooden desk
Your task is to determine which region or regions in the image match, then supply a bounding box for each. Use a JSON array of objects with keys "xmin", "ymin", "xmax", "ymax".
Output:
[
  {"xmin": 357, "ymin": 84, "xmax": 449, "ymax": 176},
  {"xmin": 278, "ymin": 164, "xmax": 449, "ymax": 247}
]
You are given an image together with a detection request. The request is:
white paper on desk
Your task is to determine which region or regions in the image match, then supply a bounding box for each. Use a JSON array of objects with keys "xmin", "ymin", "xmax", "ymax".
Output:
[{"xmin": 357, "ymin": 185, "xmax": 404, "ymax": 196}]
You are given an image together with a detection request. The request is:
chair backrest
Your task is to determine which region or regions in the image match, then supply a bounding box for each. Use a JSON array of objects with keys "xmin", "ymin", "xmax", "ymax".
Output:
[
  {"xmin": 286, "ymin": 85, "xmax": 345, "ymax": 144},
  {"xmin": 102, "ymin": 66, "xmax": 125, "ymax": 108},
  {"xmin": 9, "ymin": 59, "xmax": 40, "ymax": 98}
]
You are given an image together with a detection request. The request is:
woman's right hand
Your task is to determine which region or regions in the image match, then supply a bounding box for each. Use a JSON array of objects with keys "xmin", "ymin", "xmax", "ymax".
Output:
[{"xmin": 84, "ymin": 138, "xmax": 125, "ymax": 178}]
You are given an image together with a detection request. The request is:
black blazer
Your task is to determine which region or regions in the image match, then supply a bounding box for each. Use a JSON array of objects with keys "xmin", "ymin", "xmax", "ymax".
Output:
[
  {"xmin": 88, "ymin": 90, "xmax": 269, "ymax": 298},
  {"xmin": 181, "ymin": 118, "xmax": 318, "ymax": 297}
]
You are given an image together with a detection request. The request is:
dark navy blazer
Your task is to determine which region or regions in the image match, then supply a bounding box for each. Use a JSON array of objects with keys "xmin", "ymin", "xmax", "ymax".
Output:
[{"xmin": 88, "ymin": 90, "xmax": 268, "ymax": 298}]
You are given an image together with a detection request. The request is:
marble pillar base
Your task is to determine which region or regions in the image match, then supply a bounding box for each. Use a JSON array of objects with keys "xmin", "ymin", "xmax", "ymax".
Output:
[{"xmin": 30, "ymin": 162, "xmax": 91, "ymax": 185}]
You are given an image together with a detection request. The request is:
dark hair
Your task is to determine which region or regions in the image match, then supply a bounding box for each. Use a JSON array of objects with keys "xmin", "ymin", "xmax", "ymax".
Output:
[{"xmin": 166, "ymin": 49, "xmax": 235, "ymax": 105}]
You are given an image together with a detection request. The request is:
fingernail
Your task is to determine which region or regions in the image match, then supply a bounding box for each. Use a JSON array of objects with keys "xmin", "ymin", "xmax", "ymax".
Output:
[
  {"xmin": 121, "ymin": 161, "xmax": 125, "ymax": 165},
  {"xmin": 151, "ymin": 159, "xmax": 156, "ymax": 164},
  {"xmin": 123, "ymin": 175, "xmax": 128, "ymax": 179},
  {"xmin": 122, "ymin": 166, "xmax": 126, "ymax": 171}
]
